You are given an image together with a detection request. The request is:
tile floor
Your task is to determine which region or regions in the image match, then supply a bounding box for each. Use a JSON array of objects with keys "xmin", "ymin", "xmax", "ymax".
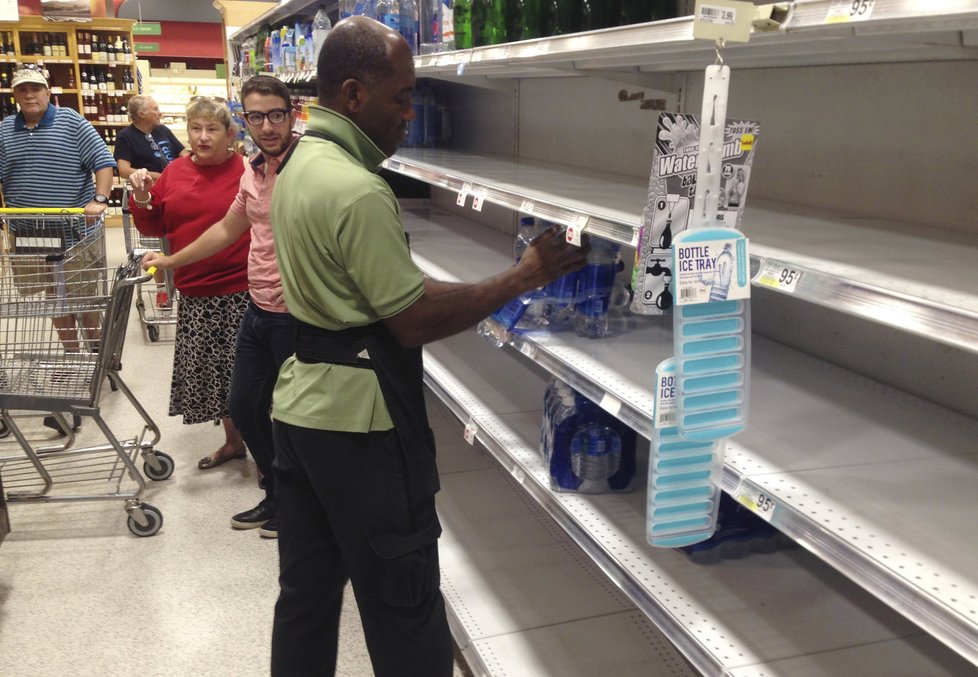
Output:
[{"xmin": 0, "ymin": 228, "xmax": 469, "ymax": 677}]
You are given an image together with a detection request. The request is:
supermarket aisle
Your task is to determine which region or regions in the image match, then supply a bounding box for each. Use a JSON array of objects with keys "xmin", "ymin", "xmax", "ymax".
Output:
[{"xmin": 0, "ymin": 228, "xmax": 469, "ymax": 677}]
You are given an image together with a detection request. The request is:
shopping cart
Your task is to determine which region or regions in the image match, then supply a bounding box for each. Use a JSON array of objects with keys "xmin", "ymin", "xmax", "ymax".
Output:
[
  {"xmin": 121, "ymin": 186, "xmax": 178, "ymax": 342},
  {"xmin": 0, "ymin": 208, "xmax": 172, "ymax": 537}
]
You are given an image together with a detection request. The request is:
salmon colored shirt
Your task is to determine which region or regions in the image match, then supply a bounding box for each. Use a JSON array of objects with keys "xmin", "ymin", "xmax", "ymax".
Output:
[{"xmin": 228, "ymin": 139, "xmax": 296, "ymax": 313}]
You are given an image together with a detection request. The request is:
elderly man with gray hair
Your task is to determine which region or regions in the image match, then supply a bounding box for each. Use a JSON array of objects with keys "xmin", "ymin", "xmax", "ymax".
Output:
[{"xmin": 114, "ymin": 94, "xmax": 187, "ymax": 182}]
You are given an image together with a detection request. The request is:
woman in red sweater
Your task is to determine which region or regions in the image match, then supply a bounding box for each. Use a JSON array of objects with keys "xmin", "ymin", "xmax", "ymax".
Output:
[{"xmin": 128, "ymin": 97, "xmax": 251, "ymax": 470}]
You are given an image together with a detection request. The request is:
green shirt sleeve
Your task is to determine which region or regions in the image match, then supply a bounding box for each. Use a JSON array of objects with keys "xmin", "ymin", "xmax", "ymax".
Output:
[{"xmin": 335, "ymin": 181, "xmax": 425, "ymax": 319}]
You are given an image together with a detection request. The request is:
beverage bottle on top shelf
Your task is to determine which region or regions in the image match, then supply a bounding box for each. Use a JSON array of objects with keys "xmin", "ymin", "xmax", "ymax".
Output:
[
  {"xmin": 589, "ymin": 0, "xmax": 619, "ymax": 28},
  {"xmin": 313, "ymin": 5, "xmax": 333, "ymax": 62},
  {"xmin": 440, "ymin": 0, "xmax": 456, "ymax": 50},
  {"xmin": 504, "ymin": 0, "xmax": 524, "ymax": 42},
  {"xmin": 420, "ymin": 0, "xmax": 440, "ymax": 53},
  {"xmin": 376, "ymin": 0, "xmax": 401, "ymax": 31},
  {"xmin": 400, "ymin": 0, "xmax": 420, "ymax": 54},
  {"xmin": 339, "ymin": 0, "xmax": 356, "ymax": 19},
  {"xmin": 454, "ymin": 0, "xmax": 473, "ymax": 49},
  {"xmin": 469, "ymin": 0, "xmax": 486, "ymax": 46},
  {"xmin": 478, "ymin": 0, "xmax": 506, "ymax": 45}
]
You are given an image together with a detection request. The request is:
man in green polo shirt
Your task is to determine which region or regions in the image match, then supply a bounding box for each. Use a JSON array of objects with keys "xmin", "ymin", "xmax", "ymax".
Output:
[{"xmin": 269, "ymin": 17, "xmax": 587, "ymax": 677}]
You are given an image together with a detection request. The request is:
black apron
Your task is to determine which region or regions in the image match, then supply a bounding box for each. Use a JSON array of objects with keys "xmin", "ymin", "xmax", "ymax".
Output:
[{"xmin": 294, "ymin": 320, "xmax": 440, "ymax": 504}]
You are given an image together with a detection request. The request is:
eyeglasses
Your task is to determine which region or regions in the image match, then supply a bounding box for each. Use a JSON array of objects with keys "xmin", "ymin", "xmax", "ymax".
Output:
[{"xmin": 242, "ymin": 109, "xmax": 290, "ymax": 126}]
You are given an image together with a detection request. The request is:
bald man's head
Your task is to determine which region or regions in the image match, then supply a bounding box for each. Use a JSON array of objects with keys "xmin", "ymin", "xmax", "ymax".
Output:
[
  {"xmin": 317, "ymin": 16, "xmax": 402, "ymax": 105},
  {"xmin": 316, "ymin": 16, "xmax": 417, "ymax": 156}
]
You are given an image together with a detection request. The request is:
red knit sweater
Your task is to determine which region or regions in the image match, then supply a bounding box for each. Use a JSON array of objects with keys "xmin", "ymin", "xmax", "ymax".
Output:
[{"xmin": 130, "ymin": 154, "xmax": 249, "ymax": 298}]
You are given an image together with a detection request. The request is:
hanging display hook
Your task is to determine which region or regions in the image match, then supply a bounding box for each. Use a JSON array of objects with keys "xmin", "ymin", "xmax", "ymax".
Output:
[{"xmin": 714, "ymin": 38, "xmax": 726, "ymax": 66}]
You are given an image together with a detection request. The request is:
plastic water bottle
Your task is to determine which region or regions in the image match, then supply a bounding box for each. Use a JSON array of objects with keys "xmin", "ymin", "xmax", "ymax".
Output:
[
  {"xmin": 312, "ymin": 5, "xmax": 332, "ymax": 61},
  {"xmin": 441, "ymin": 0, "xmax": 456, "ymax": 50},
  {"xmin": 376, "ymin": 0, "xmax": 401, "ymax": 30},
  {"xmin": 422, "ymin": 87, "xmax": 441, "ymax": 146},
  {"xmin": 477, "ymin": 296, "xmax": 530, "ymax": 347},
  {"xmin": 339, "ymin": 0, "xmax": 356, "ymax": 18},
  {"xmin": 420, "ymin": 0, "xmax": 441, "ymax": 54},
  {"xmin": 405, "ymin": 90, "xmax": 425, "ymax": 147},
  {"xmin": 513, "ymin": 216, "xmax": 537, "ymax": 262},
  {"xmin": 548, "ymin": 390, "xmax": 580, "ymax": 490},
  {"xmin": 400, "ymin": 0, "xmax": 420, "ymax": 54},
  {"xmin": 574, "ymin": 239, "xmax": 618, "ymax": 339},
  {"xmin": 571, "ymin": 424, "xmax": 622, "ymax": 491}
]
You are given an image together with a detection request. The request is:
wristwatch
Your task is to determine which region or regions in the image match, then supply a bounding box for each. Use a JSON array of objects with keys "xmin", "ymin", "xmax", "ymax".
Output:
[{"xmin": 93, "ymin": 194, "xmax": 109, "ymax": 205}]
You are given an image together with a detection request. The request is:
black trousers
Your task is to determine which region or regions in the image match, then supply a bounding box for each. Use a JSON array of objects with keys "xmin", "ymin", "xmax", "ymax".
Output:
[{"xmin": 270, "ymin": 420, "xmax": 453, "ymax": 677}]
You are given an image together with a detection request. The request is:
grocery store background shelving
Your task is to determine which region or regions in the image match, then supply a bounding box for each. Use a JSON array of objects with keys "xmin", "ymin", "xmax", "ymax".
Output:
[{"xmin": 163, "ymin": 0, "xmax": 978, "ymax": 674}]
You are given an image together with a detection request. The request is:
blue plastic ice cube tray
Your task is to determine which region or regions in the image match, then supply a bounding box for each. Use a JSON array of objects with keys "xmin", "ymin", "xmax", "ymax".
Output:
[
  {"xmin": 647, "ymin": 359, "xmax": 723, "ymax": 547},
  {"xmin": 672, "ymin": 229, "xmax": 750, "ymax": 441}
]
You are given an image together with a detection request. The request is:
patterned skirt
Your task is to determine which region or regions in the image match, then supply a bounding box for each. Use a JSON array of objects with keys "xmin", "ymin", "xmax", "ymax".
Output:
[{"xmin": 169, "ymin": 291, "xmax": 249, "ymax": 425}]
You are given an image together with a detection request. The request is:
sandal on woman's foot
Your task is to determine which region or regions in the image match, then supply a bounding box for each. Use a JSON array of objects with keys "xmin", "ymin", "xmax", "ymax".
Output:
[{"xmin": 198, "ymin": 449, "xmax": 247, "ymax": 470}]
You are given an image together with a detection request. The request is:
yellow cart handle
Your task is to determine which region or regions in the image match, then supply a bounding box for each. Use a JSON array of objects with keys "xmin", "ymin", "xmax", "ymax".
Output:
[{"xmin": 0, "ymin": 207, "xmax": 87, "ymax": 214}]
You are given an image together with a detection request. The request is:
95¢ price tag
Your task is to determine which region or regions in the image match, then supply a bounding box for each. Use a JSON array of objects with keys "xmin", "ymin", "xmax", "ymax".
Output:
[
  {"xmin": 755, "ymin": 260, "xmax": 802, "ymax": 294},
  {"xmin": 456, "ymin": 182, "xmax": 473, "ymax": 207},
  {"xmin": 825, "ymin": 0, "xmax": 875, "ymax": 23},
  {"xmin": 565, "ymin": 214, "xmax": 589, "ymax": 246},
  {"xmin": 471, "ymin": 187, "xmax": 488, "ymax": 212},
  {"xmin": 463, "ymin": 419, "xmax": 478, "ymax": 445},
  {"xmin": 735, "ymin": 483, "xmax": 777, "ymax": 522}
]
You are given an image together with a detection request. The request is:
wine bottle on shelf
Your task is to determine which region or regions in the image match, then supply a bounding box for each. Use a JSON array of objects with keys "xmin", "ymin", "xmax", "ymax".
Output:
[
  {"xmin": 114, "ymin": 36, "xmax": 124, "ymax": 62},
  {"xmin": 0, "ymin": 33, "xmax": 8, "ymax": 56},
  {"xmin": 0, "ymin": 68, "xmax": 8, "ymax": 89},
  {"xmin": 100, "ymin": 37, "xmax": 109, "ymax": 63},
  {"xmin": 42, "ymin": 33, "xmax": 52, "ymax": 56},
  {"xmin": 91, "ymin": 33, "xmax": 99, "ymax": 61},
  {"xmin": 107, "ymin": 36, "xmax": 116, "ymax": 63},
  {"xmin": 66, "ymin": 66, "xmax": 75, "ymax": 89}
]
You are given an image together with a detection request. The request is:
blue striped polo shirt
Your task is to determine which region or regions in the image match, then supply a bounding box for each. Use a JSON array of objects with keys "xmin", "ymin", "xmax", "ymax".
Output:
[{"xmin": 0, "ymin": 104, "xmax": 116, "ymax": 243}]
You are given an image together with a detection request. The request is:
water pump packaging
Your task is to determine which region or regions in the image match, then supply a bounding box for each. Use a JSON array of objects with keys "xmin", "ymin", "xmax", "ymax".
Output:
[{"xmin": 631, "ymin": 113, "xmax": 760, "ymax": 315}]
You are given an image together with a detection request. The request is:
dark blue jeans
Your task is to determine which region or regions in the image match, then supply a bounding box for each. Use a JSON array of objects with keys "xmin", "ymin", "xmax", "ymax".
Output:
[{"xmin": 228, "ymin": 301, "xmax": 296, "ymax": 501}]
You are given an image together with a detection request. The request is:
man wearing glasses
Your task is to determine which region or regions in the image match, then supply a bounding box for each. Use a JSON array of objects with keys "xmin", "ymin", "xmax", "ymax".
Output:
[{"xmin": 141, "ymin": 76, "xmax": 298, "ymax": 538}]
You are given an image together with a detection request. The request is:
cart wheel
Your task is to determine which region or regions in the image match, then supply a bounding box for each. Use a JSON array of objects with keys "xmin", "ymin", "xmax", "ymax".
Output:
[
  {"xmin": 127, "ymin": 503, "xmax": 163, "ymax": 537},
  {"xmin": 147, "ymin": 325, "xmax": 160, "ymax": 342},
  {"xmin": 143, "ymin": 451, "xmax": 174, "ymax": 481},
  {"xmin": 0, "ymin": 420, "xmax": 9, "ymax": 439}
]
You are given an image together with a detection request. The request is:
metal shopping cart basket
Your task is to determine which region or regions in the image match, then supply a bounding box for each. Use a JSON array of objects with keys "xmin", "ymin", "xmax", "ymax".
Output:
[
  {"xmin": 121, "ymin": 187, "xmax": 178, "ymax": 342},
  {"xmin": 0, "ymin": 208, "xmax": 172, "ymax": 537}
]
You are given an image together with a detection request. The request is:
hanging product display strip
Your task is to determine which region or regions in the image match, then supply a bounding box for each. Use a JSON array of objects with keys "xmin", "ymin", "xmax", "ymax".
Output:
[{"xmin": 671, "ymin": 53, "xmax": 751, "ymax": 443}]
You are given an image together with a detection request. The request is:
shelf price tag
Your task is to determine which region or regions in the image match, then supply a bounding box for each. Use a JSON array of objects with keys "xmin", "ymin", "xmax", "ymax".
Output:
[
  {"xmin": 735, "ymin": 482, "xmax": 777, "ymax": 522},
  {"xmin": 825, "ymin": 0, "xmax": 876, "ymax": 24},
  {"xmin": 463, "ymin": 418, "xmax": 478, "ymax": 445},
  {"xmin": 754, "ymin": 260, "xmax": 802, "ymax": 294},
  {"xmin": 599, "ymin": 392, "xmax": 622, "ymax": 417},
  {"xmin": 519, "ymin": 199, "xmax": 535, "ymax": 215},
  {"xmin": 456, "ymin": 182, "xmax": 472, "ymax": 207},
  {"xmin": 471, "ymin": 187, "xmax": 488, "ymax": 212},
  {"xmin": 387, "ymin": 158, "xmax": 401, "ymax": 172},
  {"xmin": 517, "ymin": 341, "xmax": 537, "ymax": 360},
  {"xmin": 692, "ymin": 0, "xmax": 754, "ymax": 43},
  {"xmin": 565, "ymin": 214, "xmax": 588, "ymax": 246},
  {"xmin": 511, "ymin": 464, "xmax": 525, "ymax": 484}
]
